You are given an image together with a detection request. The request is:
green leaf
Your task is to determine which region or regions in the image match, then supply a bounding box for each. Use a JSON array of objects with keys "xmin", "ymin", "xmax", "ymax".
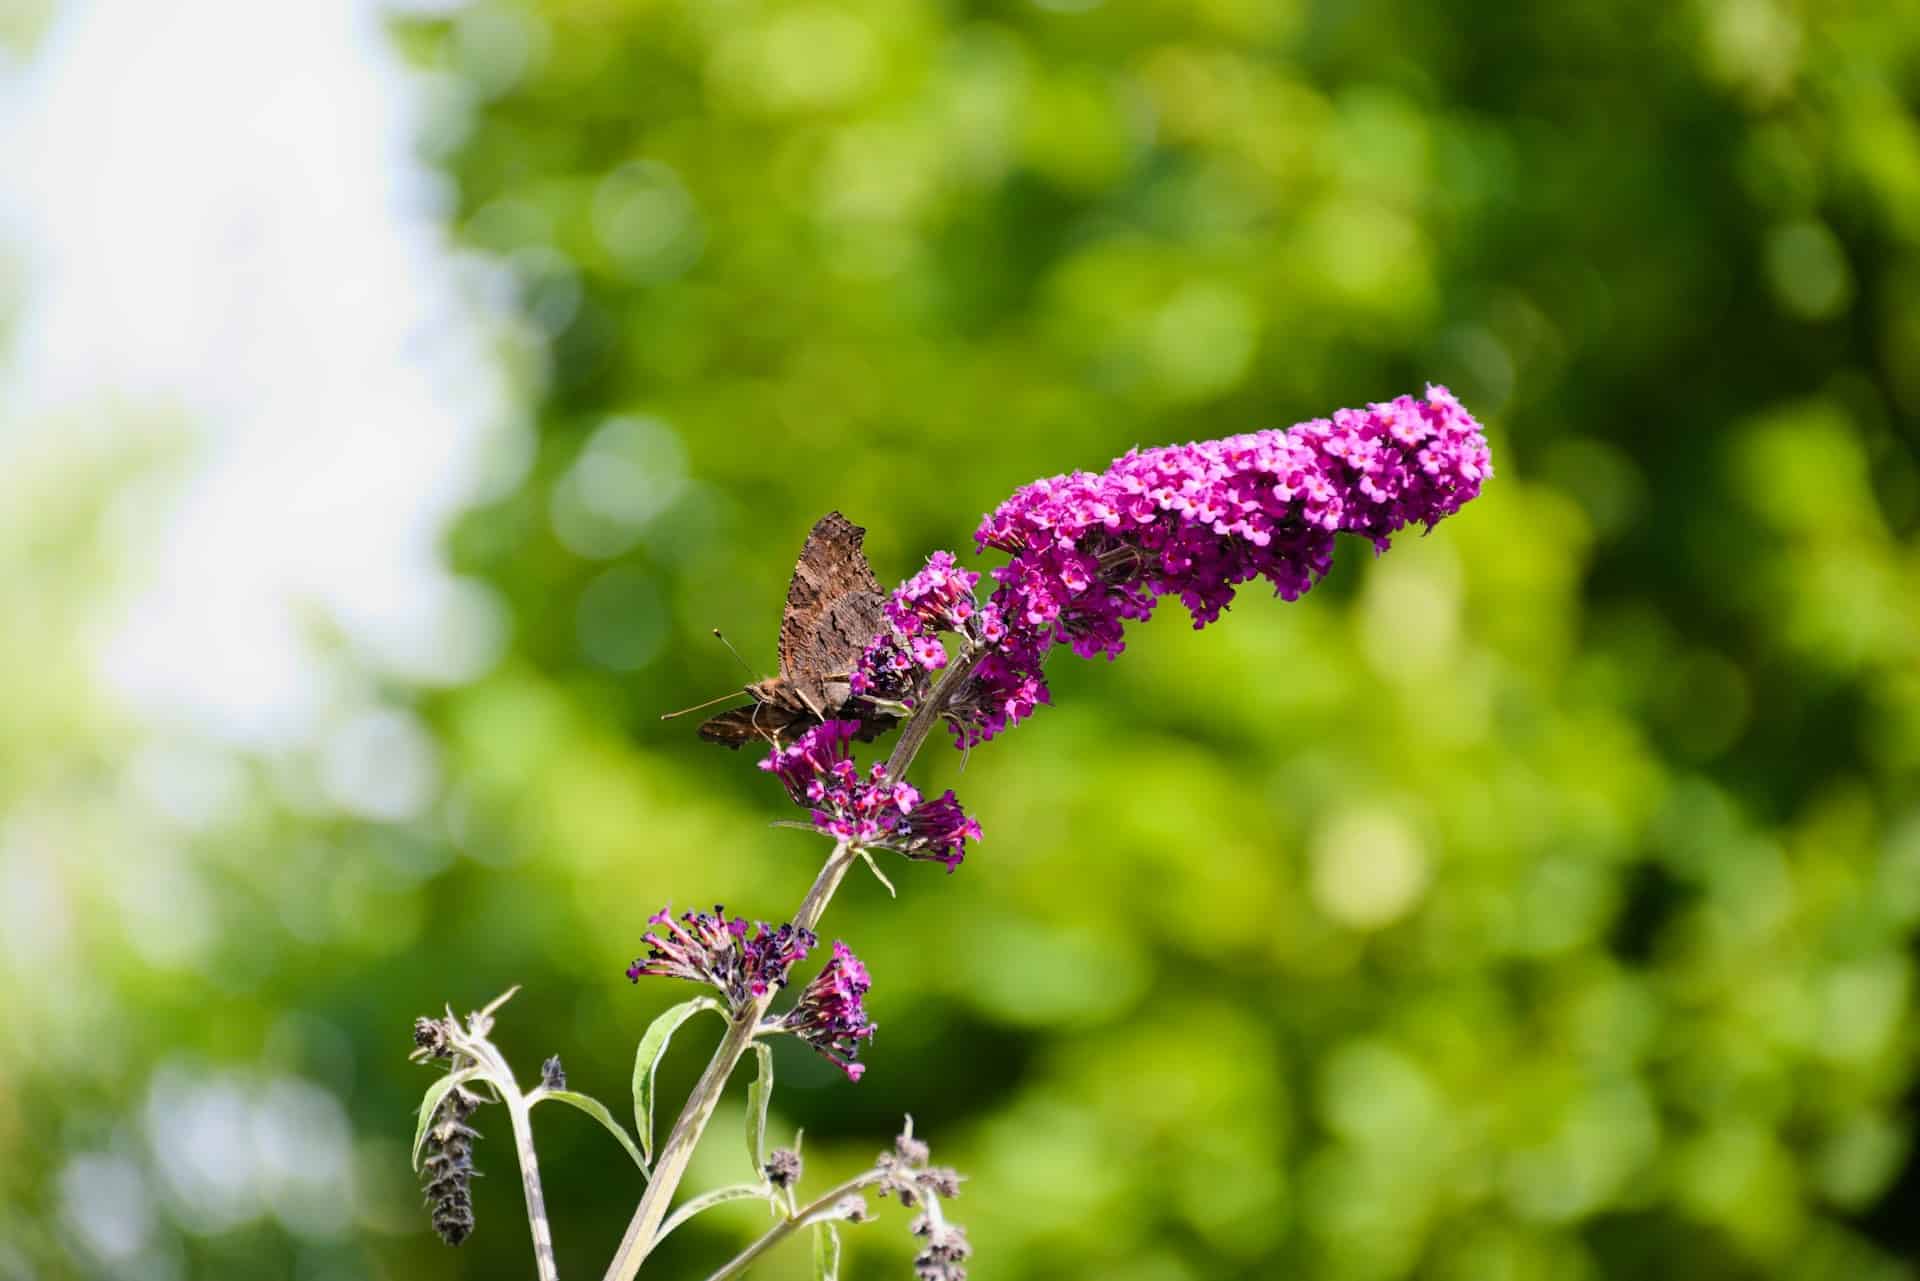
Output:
[
  {"xmin": 812, "ymin": 1221, "xmax": 841, "ymax": 1281},
  {"xmin": 653, "ymin": 1181, "xmax": 773, "ymax": 1245},
  {"xmin": 746, "ymin": 1041, "xmax": 774, "ymax": 1175},
  {"xmin": 411, "ymin": 1066, "xmax": 481, "ymax": 1172},
  {"xmin": 532, "ymin": 1089, "xmax": 649, "ymax": 1174},
  {"xmin": 632, "ymin": 996, "xmax": 725, "ymax": 1166}
]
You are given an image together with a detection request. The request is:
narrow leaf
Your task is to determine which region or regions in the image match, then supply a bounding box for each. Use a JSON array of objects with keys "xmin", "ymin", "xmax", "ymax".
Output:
[
  {"xmin": 632, "ymin": 996, "xmax": 725, "ymax": 1166},
  {"xmin": 746, "ymin": 1041, "xmax": 774, "ymax": 1175},
  {"xmin": 653, "ymin": 1182, "xmax": 773, "ymax": 1246},
  {"xmin": 411, "ymin": 1066, "xmax": 481, "ymax": 1172},
  {"xmin": 532, "ymin": 1089, "xmax": 649, "ymax": 1175},
  {"xmin": 812, "ymin": 1221, "xmax": 841, "ymax": 1281},
  {"xmin": 857, "ymin": 847, "xmax": 897, "ymax": 897}
]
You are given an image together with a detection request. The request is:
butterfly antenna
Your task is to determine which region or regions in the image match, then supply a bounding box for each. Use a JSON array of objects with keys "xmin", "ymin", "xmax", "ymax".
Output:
[
  {"xmin": 660, "ymin": 690, "xmax": 745, "ymax": 721},
  {"xmin": 712, "ymin": 629, "xmax": 757, "ymax": 678}
]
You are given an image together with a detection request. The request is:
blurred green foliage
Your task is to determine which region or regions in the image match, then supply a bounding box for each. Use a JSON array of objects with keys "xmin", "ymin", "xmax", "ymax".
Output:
[{"xmin": 6, "ymin": 0, "xmax": 1920, "ymax": 1279}]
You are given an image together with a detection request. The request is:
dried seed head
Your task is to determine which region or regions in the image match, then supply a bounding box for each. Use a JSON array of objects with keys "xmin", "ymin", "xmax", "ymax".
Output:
[
  {"xmin": 894, "ymin": 1132, "xmax": 930, "ymax": 1167},
  {"xmin": 765, "ymin": 1147, "xmax": 803, "ymax": 1189},
  {"xmin": 412, "ymin": 1016, "xmax": 453, "ymax": 1061},
  {"xmin": 912, "ymin": 1221, "xmax": 971, "ymax": 1281},
  {"xmin": 420, "ymin": 1083, "xmax": 483, "ymax": 1246},
  {"xmin": 918, "ymin": 1166, "xmax": 964, "ymax": 1199}
]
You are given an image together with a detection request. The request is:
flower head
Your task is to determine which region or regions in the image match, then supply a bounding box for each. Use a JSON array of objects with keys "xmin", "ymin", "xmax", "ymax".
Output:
[
  {"xmin": 890, "ymin": 789, "xmax": 981, "ymax": 871},
  {"xmin": 954, "ymin": 386, "xmax": 1490, "ymax": 744},
  {"xmin": 888, "ymin": 551, "xmax": 981, "ymax": 638},
  {"xmin": 761, "ymin": 722, "xmax": 983, "ymax": 868},
  {"xmin": 770, "ymin": 940, "xmax": 876, "ymax": 1081},
  {"xmin": 626, "ymin": 905, "xmax": 816, "ymax": 1012}
]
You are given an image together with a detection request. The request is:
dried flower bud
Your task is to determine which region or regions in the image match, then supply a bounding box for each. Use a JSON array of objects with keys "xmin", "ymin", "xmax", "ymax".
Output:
[
  {"xmin": 918, "ymin": 1166, "xmax": 964, "ymax": 1199},
  {"xmin": 765, "ymin": 1147, "xmax": 803, "ymax": 1189},
  {"xmin": 836, "ymin": 1194, "xmax": 871, "ymax": 1224},
  {"xmin": 895, "ymin": 1132, "xmax": 930, "ymax": 1167},
  {"xmin": 412, "ymin": 1016, "xmax": 453, "ymax": 1061},
  {"xmin": 540, "ymin": 1056, "xmax": 566, "ymax": 1091},
  {"xmin": 420, "ymin": 1082, "xmax": 483, "ymax": 1246}
]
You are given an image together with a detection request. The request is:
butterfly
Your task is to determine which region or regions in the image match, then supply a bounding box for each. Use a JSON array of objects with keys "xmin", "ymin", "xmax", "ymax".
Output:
[{"xmin": 691, "ymin": 512, "xmax": 897, "ymax": 750}]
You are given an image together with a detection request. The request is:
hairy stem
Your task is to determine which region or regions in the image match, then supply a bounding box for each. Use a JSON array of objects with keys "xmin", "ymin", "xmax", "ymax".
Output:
[
  {"xmin": 461, "ymin": 1025, "xmax": 559, "ymax": 1281},
  {"xmin": 698, "ymin": 1174, "xmax": 878, "ymax": 1281},
  {"xmin": 602, "ymin": 648, "xmax": 981, "ymax": 1281},
  {"xmin": 885, "ymin": 647, "xmax": 980, "ymax": 779},
  {"xmin": 505, "ymin": 1093, "xmax": 561, "ymax": 1281}
]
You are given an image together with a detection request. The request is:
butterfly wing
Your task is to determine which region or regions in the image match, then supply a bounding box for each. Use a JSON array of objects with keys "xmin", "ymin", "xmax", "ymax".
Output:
[
  {"xmin": 697, "ymin": 699, "xmax": 814, "ymax": 750},
  {"xmin": 778, "ymin": 512, "xmax": 887, "ymax": 716}
]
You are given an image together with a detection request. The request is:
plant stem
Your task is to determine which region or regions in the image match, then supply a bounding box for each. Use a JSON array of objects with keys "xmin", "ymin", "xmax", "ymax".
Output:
[
  {"xmin": 463, "ymin": 1022, "xmax": 559, "ymax": 1281},
  {"xmin": 601, "ymin": 649, "xmax": 981, "ymax": 1281},
  {"xmin": 697, "ymin": 1174, "xmax": 878, "ymax": 1281},
  {"xmin": 885, "ymin": 648, "xmax": 980, "ymax": 779},
  {"xmin": 504, "ymin": 1092, "xmax": 561, "ymax": 1281}
]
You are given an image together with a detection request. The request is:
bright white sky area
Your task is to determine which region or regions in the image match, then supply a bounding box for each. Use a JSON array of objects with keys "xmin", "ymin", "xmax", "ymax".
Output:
[
  {"xmin": 0, "ymin": 0, "xmax": 521, "ymax": 754},
  {"xmin": 0, "ymin": 4, "xmax": 530, "ymax": 1263}
]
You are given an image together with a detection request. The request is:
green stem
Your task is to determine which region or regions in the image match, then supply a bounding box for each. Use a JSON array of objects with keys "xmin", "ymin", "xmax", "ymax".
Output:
[
  {"xmin": 698, "ymin": 1174, "xmax": 878, "ymax": 1281},
  {"xmin": 463, "ymin": 1030, "xmax": 560, "ymax": 1281}
]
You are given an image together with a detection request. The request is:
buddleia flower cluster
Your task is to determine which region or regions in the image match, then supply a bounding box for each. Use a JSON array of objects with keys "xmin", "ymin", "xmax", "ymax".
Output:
[
  {"xmin": 951, "ymin": 385, "xmax": 1492, "ymax": 743},
  {"xmin": 627, "ymin": 903, "xmax": 881, "ymax": 1079},
  {"xmin": 625, "ymin": 905, "xmax": 815, "ymax": 1011},
  {"xmin": 761, "ymin": 720, "xmax": 981, "ymax": 869},
  {"xmin": 766, "ymin": 940, "xmax": 877, "ymax": 1080},
  {"xmin": 853, "ymin": 550, "xmax": 989, "ymax": 693}
]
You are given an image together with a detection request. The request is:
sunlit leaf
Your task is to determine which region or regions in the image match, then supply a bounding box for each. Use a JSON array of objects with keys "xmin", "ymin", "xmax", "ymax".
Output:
[
  {"xmin": 813, "ymin": 1221, "xmax": 841, "ymax": 1281},
  {"xmin": 632, "ymin": 996, "xmax": 725, "ymax": 1166},
  {"xmin": 532, "ymin": 1088, "xmax": 649, "ymax": 1174},
  {"xmin": 746, "ymin": 1040, "xmax": 774, "ymax": 1175}
]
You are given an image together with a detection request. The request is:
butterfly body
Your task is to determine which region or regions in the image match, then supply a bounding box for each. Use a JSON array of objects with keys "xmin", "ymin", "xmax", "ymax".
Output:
[{"xmin": 697, "ymin": 512, "xmax": 894, "ymax": 749}]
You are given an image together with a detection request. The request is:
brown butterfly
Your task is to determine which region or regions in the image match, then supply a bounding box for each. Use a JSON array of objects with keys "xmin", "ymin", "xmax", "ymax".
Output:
[{"xmin": 688, "ymin": 512, "xmax": 895, "ymax": 750}]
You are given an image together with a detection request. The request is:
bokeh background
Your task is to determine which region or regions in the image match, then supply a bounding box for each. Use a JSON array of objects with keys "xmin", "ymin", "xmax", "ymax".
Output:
[{"xmin": 3, "ymin": 0, "xmax": 1919, "ymax": 1278}]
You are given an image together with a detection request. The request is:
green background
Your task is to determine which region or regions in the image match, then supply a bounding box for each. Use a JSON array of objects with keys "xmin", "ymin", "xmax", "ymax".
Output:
[{"xmin": 6, "ymin": 0, "xmax": 1920, "ymax": 1278}]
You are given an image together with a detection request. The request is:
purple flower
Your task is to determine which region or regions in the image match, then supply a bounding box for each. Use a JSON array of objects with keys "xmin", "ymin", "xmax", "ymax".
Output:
[
  {"xmin": 951, "ymin": 385, "xmax": 1491, "ymax": 744},
  {"xmin": 761, "ymin": 722, "xmax": 984, "ymax": 868},
  {"xmin": 760, "ymin": 719, "xmax": 866, "ymax": 805},
  {"xmin": 770, "ymin": 941, "xmax": 876, "ymax": 1081},
  {"xmin": 887, "ymin": 551, "xmax": 981, "ymax": 637},
  {"xmin": 891, "ymin": 789, "xmax": 980, "ymax": 871},
  {"xmin": 626, "ymin": 905, "xmax": 816, "ymax": 1012}
]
